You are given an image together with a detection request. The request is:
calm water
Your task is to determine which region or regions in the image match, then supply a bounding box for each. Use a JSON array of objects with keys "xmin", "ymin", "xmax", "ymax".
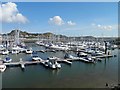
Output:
[{"xmin": 1, "ymin": 43, "xmax": 119, "ymax": 88}]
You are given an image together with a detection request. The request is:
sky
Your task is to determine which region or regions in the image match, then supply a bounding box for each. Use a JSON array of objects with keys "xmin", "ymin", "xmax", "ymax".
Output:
[
  {"xmin": 0, "ymin": 2, "xmax": 118, "ymax": 37},
  {"xmin": 1, "ymin": 0, "xmax": 120, "ymax": 2}
]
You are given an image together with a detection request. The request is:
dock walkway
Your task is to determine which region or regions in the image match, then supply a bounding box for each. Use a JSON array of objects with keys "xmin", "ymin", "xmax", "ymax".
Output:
[{"xmin": 0, "ymin": 54, "xmax": 113, "ymax": 71}]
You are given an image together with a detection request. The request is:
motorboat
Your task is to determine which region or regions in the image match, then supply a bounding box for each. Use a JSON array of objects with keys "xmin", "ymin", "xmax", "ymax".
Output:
[
  {"xmin": 64, "ymin": 53, "xmax": 79, "ymax": 59},
  {"xmin": 47, "ymin": 56, "xmax": 61, "ymax": 69},
  {"xmin": 0, "ymin": 61, "xmax": 6, "ymax": 72},
  {"xmin": 55, "ymin": 61, "xmax": 61, "ymax": 68},
  {"xmin": 41, "ymin": 60, "xmax": 49, "ymax": 67},
  {"xmin": 32, "ymin": 55, "xmax": 42, "ymax": 61},
  {"xmin": 11, "ymin": 49, "xmax": 19, "ymax": 54},
  {"xmin": 49, "ymin": 44, "xmax": 69, "ymax": 51},
  {"xmin": 12, "ymin": 45, "xmax": 26, "ymax": 52},
  {"xmin": 85, "ymin": 48, "xmax": 94, "ymax": 54},
  {"xmin": 81, "ymin": 56, "xmax": 95, "ymax": 63},
  {"xmin": 25, "ymin": 48, "xmax": 33, "ymax": 54},
  {"xmin": 0, "ymin": 64, "xmax": 6, "ymax": 72},
  {"xmin": 3, "ymin": 56, "xmax": 12, "ymax": 63},
  {"xmin": 0, "ymin": 49, "xmax": 9, "ymax": 55},
  {"xmin": 91, "ymin": 50, "xmax": 104, "ymax": 56},
  {"xmin": 77, "ymin": 52, "xmax": 87, "ymax": 57},
  {"xmin": 39, "ymin": 50, "xmax": 45, "ymax": 53},
  {"xmin": 19, "ymin": 58, "xmax": 25, "ymax": 69},
  {"xmin": 48, "ymin": 61, "xmax": 56, "ymax": 69},
  {"xmin": 36, "ymin": 41, "xmax": 45, "ymax": 46}
]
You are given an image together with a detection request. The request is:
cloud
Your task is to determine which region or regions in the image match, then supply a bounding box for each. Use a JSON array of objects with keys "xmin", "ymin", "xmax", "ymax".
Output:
[
  {"xmin": 49, "ymin": 16, "xmax": 64, "ymax": 26},
  {"xmin": 67, "ymin": 21, "xmax": 76, "ymax": 26},
  {"xmin": 49, "ymin": 16, "xmax": 76, "ymax": 26},
  {"xmin": 0, "ymin": 2, "xmax": 28, "ymax": 23},
  {"xmin": 92, "ymin": 23, "xmax": 112, "ymax": 30}
]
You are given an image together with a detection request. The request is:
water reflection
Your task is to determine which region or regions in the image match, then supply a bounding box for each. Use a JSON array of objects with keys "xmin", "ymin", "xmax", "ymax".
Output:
[{"xmin": 51, "ymin": 69, "xmax": 60, "ymax": 75}]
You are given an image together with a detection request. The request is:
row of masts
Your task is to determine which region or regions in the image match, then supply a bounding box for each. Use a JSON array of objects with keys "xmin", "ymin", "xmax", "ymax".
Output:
[
  {"xmin": 1, "ymin": 29, "xmax": 116, "ymax": 47},
  {"xmin": 1, "ymin": 30, "xmax": 21, "ymax": 48}
]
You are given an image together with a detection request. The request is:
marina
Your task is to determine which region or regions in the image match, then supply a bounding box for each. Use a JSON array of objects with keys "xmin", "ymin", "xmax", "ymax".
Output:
[
  {"xmin": 2, "ymin": 45, "xmax": 118, "ymax": 88},
  {"xmin": 0, "ymin": 29, "xmax": 118, "ymax": 73},
  {"xmin": 0, "ymin": 40, "xmax": 115, "ymax": 71},
  {"xmin": 0, "ymin": 2, "xmax": 119, "ymax": 88},
  {"xmin": 0, "ymin": 29, "xmax": 118, "ymax": 88}
]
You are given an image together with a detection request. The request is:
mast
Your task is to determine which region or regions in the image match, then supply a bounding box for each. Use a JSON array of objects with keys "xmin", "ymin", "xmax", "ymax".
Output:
[{"xmin": 15, "ymin": 29, "xmax": 20, "ymax": 45}]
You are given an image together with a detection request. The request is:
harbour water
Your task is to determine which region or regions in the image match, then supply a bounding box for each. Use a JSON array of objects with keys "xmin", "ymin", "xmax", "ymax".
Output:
[{"xmin": 2, "ymin": 43, "xmax": 118, "ymax": 88}]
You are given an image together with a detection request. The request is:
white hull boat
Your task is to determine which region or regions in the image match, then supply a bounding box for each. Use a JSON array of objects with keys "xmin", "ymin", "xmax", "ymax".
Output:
[
  {"xmin": 0, "ymin": 64, "xmax": 6, "ymax": 72},
  {"xmin": 25, "ymin": 49, "xmax": 33, "ymax": 54},
  {"xmin": 1, "ymin": 50, "xmax": 9, "ymax": 55},
  {"xmin": 3, "ymin": 57, "xmax": 12, "ymax": 63},
  {"xmin": 32, "ymin": 55, "xmax": 42, "ymax": 61}
]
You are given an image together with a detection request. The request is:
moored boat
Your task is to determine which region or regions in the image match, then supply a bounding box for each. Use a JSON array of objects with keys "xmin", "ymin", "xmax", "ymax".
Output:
[
  {"xmin": 3, "ymin": 56, "xmax": 12, "ymax": 63},
  {"xmin": 47, "ymin": 56, "xmax": 61, "ymax": 69},
  {"xmin": 25, "ymin": 48, "xmax": 33, "ymax": 54},
  {"xmin": 32, "ymin": 55, "xmax": 42, "ymax": 61},
  {"xmin": 0, "ymin": 61, "xmax": 6, "ymax": 72}
]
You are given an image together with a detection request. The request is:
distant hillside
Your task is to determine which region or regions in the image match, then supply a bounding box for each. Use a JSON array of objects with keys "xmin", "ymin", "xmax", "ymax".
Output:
[
  {"xmin": 2, "ymin": 30, "xmax": 117, "ymax": 43},
  {"xmin": 6, "ymin": 30, "xmax": 67, "ymax": 38},
  {"xmin": 8, "ymin": 30, "xmax": 29, "ymax": 36}
]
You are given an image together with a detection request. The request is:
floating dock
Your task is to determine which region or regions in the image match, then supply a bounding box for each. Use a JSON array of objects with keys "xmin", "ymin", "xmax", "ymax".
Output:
[
  {"xmin": 95, "ymin": 54, "xmax": 113, "ymax": 58},
  {"xmin": 4, "ymin": 60, "xmax": 44, "ymax": 66},
  {"xmin": 0, "ymin": 53, "xmax": 113, "ymax": 72},
  {"xmin": 57, "ymin": 59, "xmax": 72, "ymax": 64}
]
